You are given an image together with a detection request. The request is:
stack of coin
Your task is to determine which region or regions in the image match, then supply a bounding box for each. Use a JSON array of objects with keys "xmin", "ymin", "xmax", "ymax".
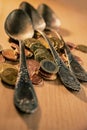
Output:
[
  {"xmin": 39, "ymin": 59, "xmax": 59, "ymax": 80},
  {"xmin": 23, "ymin": 38, "xmax": 53, "ymax": 62},
  {"xmin": 26, "ymin": 59, "xmax": 43, "ymax": 85},
  {"xmin": 31, "ymin": 42, "xmax": 53, "ymax": 62}
]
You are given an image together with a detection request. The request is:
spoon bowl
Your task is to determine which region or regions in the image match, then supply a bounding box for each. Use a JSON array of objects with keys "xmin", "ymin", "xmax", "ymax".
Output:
[
  {"xmin": 19, "ymin": 2, "xmax": 46, "ymax": 32},
  {"xmin": 37, "ymin": 3, "xmax": 61, "ymax": 29},
  {"xmin": 5, "ymin": 9, "xmax": 34, "ymax": 40},
  {"xmin": 4, "ymin": 9, "xmax": 38, "ymax": 113}
]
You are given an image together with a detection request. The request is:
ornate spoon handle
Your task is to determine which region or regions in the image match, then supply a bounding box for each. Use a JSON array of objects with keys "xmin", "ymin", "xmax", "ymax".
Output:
[
  {"xmin": 60, "ymin": 35, "xmax": 87, "ymax": 82},
  {"xmin": 37, "ymin": 30, "xmax": 81, "ymax": 91},
  {"xmin": 14, "ymin": 41, "xmax": 38, "ymax": 113}
]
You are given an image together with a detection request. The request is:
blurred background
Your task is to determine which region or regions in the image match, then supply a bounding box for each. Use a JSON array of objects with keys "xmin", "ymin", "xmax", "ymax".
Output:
[{"xmin": 0, "ymin": 0, "xmax": 87, "ymax": 45}]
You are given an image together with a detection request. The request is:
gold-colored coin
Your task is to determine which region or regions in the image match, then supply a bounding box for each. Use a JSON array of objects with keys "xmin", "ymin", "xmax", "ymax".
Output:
[
  {"xmin": 30, "ymin": 42, "xmax": 45, "ymax": 52},
  {"xmin": 1, "ymin": 68, "xmax": 18, "ymax": 85},
  {"xmin": 23, "ymin": 38, "xmax": 38, "ymax": 49},
  {"xmin": 76, "ymin": 44, "xmax": 87, "ymax": 53},
  {"xmin": 0, "ymin": 63, "xmax": 17, "ymax": 74},
  {"xmin": 38, "ymin": 37, "xmax": 49, "ymax": 49}
]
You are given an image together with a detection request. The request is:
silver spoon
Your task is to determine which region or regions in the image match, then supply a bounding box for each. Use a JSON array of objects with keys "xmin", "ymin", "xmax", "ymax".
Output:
[
  {"xmin": 19, "ymin": 2, "xmax": 80, "ymax": 91},
  {"xmin": 37, "ymin": 3, "xmax": 87, "ymax": 82},
  {"xmin": 4, "ymin": 9, "xmax": 38, "ymax": 113}
]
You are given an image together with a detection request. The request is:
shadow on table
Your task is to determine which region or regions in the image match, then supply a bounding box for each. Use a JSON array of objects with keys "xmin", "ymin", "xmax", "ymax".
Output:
[
  {"xmin": 17, "ymin": 106, "xmax": 41, "ymax": 130},
  {"xmin": 58, "ymin": 27, "xmax": 72, "ymax": 37},
  {"xmin": 71, "ymin": 84, "xmax": 87, "ymax": 103},
  {"xmin": 1, "ymin": 81, "xmax": 15, "ymax": 89}
]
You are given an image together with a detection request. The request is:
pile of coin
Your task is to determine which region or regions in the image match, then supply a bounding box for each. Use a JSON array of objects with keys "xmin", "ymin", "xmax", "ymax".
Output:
[
  {"xmin": 0, "ymin": 34, "xmax": 59, "ymax": 86},
  {"xmin": 23, "ymin": 37, "xmax": 53, "ymax": 62},
  {"xmin": 26, "ymin": 59, "xmax": 43, "ymax": 85},
  {"xmin": 0, "ymin": 30, "xmax": 84, "ymax": 87}
]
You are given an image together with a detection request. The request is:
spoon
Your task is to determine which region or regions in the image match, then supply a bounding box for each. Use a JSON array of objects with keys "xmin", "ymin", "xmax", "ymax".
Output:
[
  {"xmin": 37, "ymin": 3, "xmax": 87, "ymax": 82},
  {"xmin": 19, "ymin": 2, "xmax": 80, "ymax": 91},
  {"xmin": 4, "ymin": 9, "xmax": 38, "ymax": 113}
]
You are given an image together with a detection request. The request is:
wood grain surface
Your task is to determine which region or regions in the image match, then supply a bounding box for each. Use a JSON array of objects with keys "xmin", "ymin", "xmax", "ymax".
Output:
[{"xmin": 0, "ymin": 0, "xmax": 87, "ymax": 130}]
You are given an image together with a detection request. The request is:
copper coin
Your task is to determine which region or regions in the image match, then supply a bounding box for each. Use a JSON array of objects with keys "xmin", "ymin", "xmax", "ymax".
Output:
[
  {"xmin": 66, "ymin": 42, "xmax": 77, "ymax": 50},
  {"xmin": 31, "ymin": 74, "xmax": 43, "ymax": 85},
  {"xmin": 39, "ymin": 67, "xmax": 53, "ymax": 78},
  {"xmin": 39, "ymin": 68, "xmax": 57, "ymax": 80},
  {"xmin": 26, "ymin": 59, "xmax": 40, "ymax": 77},
  {"xmin": 10, "ymin": 42, "xmax": 19, "ymax": 50},
  {"xmin": 2, "ymin": 49, "xmax": 18, "ymax": 61},
  {"xmin": 24, "ymin": 48, "xmax": 33, "ymax": 58},
  {"xmin": 39, "ymin": 71, "xmax": 57, "ymax": 81}
]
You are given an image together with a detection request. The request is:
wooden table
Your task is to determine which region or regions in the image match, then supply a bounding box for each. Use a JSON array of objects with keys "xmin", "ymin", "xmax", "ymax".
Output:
[{"xmin": 0, "ymin": 0, "xmax": 87, "ymax": 130}]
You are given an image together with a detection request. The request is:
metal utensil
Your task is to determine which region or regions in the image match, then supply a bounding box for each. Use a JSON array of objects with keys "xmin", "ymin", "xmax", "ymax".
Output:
[
  {"xmin": 19, "ymin": 2, "xmax": 80, "ymax": 91},
  {"xmin": 37, "ymin": 3, "xmax": 87, "ymax": 82},
  {"xmin": 4, "ymin": 9, "xmax": 38, "ymax": 113}
]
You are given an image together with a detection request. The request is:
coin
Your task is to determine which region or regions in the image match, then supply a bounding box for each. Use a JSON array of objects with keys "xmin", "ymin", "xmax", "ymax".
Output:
[
  {"xmin": 34, "ymin": 46, "xmax": 53, "ymax": 62},
  {"xmin": 30, "ymin": 42, "xmax": 46, "ymax": 52},
  {"xmin": 34, "ymin": 53, "xmax": 47, "ymax": 62},
  {"xmin": 23, "ymin": 38, "xmax": 38, "ymax": 49},
  {"xmin": 40, "ymin": 59, "xmax": 59, "ymax": 74},
  {"xmin": 10, "ymin": 42, "xmax": 19, "ymax": 50},
  {"xmin": 49, "ymin": 37, "xmax": 64, "ymax": 52},
  {"xmin": 66, "ymin": 41, "xmax": 77, "ymax": 50},
  {"xmin": 0, "ymin": 62, "xmax": 17, "ymax": 74},
  {"xmin": 26, "ymin": 59, "xmax": 40, "ymax": 77},
  {"xmin": 76, "ymin": 44, "xmax": 87, "ymax": 53},
  {"xmin": 1, "ymin": 68, "xmax": 18, "ymax": 85},
  {"xmin": 2, "ymin": 49, "xmax": 18, "ymax": 61},
  {"xmin": 31, "ymin": 74, "xmax": 43, "ymax": 85},
  {"xmin": 38, "ymin": 37, "xmax": 49, "ymax": 49},
  {"xmin": 34, "ymin": 49, "xmax": 49, "ymax": 62},
  {"xmin": 10, "ymin": 42, "xmax": 33, "ymax": 58},
  {"xmin": 39, "ymin": 70, "xmax": 57, "ymax": 80}
]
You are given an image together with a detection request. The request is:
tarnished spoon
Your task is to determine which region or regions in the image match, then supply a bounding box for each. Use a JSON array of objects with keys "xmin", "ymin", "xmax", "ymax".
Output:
[
  {"xmin": 37, "ymin": 3, "xmax": 87, "ymax": 82},
  {"xmin": 19, "ymin": 2, "xmax": 80, "ymax": 91},
  {"xmin": 4, "ymin": 9, "xmax": 38, "ymax": 113}
]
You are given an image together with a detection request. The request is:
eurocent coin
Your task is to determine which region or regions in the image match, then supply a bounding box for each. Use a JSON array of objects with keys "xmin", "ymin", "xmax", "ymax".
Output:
[{"xmin": 1, "ymin": 67, "xmax": 18, "ymax": 85}]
